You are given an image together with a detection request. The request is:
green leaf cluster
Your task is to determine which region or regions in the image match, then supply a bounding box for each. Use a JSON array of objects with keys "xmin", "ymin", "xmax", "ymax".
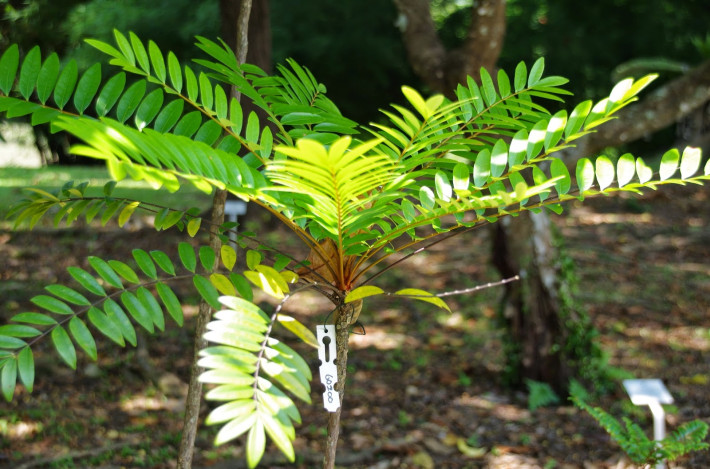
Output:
[
  {"xmin": 199, "ymin": 297, "xmax": 311, "ymax": 468},
  {"xmin": 574, "ymin": 397, "xmax": 709, "ymax": 465}
]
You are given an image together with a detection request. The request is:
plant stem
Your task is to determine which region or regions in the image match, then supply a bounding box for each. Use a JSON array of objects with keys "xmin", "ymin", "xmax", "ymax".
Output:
[
  {"xmin": 323, "ymin": 302, "xmax": 360, "ymax": 469},
  {"xmin": 177, "ymin": 188, "xmax": 227, "ymax": 468}
]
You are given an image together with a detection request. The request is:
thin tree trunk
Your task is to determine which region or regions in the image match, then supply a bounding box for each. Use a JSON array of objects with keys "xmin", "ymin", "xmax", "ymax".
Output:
[
  {"xmin": 177, "ymin": 1, "xmax": 253, "ymax": 467},
  {"xmin": 177, "ymin": 189, "xmax": 227, "ymax": 468},
  {"xmin": 323, "ymin": 302, "xmax": 360, "ymax": 469}
]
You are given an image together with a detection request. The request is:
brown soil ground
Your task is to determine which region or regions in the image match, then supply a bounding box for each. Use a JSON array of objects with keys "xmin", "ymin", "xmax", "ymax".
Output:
[{"xmin": 0, "ymin": 183, "xmax": 708, "ymax": 469}]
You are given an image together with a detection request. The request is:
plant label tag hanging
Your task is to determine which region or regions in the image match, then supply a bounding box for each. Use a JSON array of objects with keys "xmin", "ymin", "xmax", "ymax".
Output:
[{"xmin": 316, "ymin": 325, "xmax": 340, "ymax": 412}]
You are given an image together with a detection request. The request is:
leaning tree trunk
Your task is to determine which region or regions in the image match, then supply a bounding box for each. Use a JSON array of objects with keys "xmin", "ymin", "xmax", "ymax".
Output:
[
  {"xmin": 393, "ymin": 0, "xmax": 710, "ymax": 395},
  {"xmin": 492, "ymin": 212, "xmax": 573, "ymax": 394}
]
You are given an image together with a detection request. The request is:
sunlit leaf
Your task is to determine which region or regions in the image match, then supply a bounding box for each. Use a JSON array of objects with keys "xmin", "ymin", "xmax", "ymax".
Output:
[
  {"xmin": 550, "ymin": 158, "xmax": 571, "ymax": 195},
  {"xmin": 636, "ymin": 157, "xmax": 653, "ymax": 184},
  {"xmin": 395, "ymin": 288, "xmax": 450, "ymax": 312},
  {"xmin": 616, "ymin": 153, "xmax": 636, "ymax": 187},
  {"xmin": 276, "ymin": 315, "xmax": 318, "ymax": 348},
  {"xmin": 680, "ymin": 146, "xmax": 702, "ymax": 179},
  {"xmin": 576, "ymin": 158, "xmax": 595, "ymax": 193},
  {"xmin": 595, "ymin": 156, "xmax": 615, "ymax": 190},
  {"xmin": 659, "ymin": 149, "xmax": 679, "ymax": 181},
  {"xmin": 345, "ymin": 285, "xmax": 384, "ymax": 303}
]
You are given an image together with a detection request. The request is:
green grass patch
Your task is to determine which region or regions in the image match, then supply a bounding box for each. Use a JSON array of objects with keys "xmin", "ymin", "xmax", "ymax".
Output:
[{"xmin": 0, "ymin": 165, "xmax": 213, "ymax": 220}]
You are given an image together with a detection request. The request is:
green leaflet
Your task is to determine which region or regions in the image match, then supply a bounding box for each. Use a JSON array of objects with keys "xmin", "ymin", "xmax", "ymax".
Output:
[
  {"xmin": 130, "ymin": 31, "xmax": 151, "ymax": 74},
  {"xmin": 0, "ymin": 325, "xmax": 41, "ymax": 338},
  {"xmin": 74, "ymin": 63, "xmax": 102, "ymax": 114},
  {"xmin": 19, "ymin": 46, "xmax": 41, "ymax": 100},
  {"xmin": 17, "ymin": 347, "xmax": 34, "ymax": 393},
  {"xmin": 150, "ymin": 250, "xmax": 176, "ymax": 276},
  {"xmin": 1, "ymin": 358, "xmax": 17, "ymax": 401},
  {"xmin": 132, "ymin": 249, "xmax": 158, "ymax": 279},
  {"xmin": 550, "ymin": 159, "xmax": 571, "ymax": 196},
  {"xmin": 51, "ymin": 326, "xmax": 77, "ymax": 369},
  {"xmin": 68, "ymin": 317, "xmax": 97, "ymax": 361},
  {"xmin": 434, "ymin": 171, "xmax": 453, "ymax": 201},
  {"xmin": 576, "ymin": 158, "xmax": 595, "ymax": 193},
  {"xmin": 88, "ymin": 256, "xmax": 123, "ymax": 289},
  {"xmin": 680, "ymin": 146, "xmax": 702, "ymax": 179},
  {"xmin": 87, "ymin": 307, "xmax": 125, "ymax": 346},
  {"xmin": 108, "ymin": 260, "xmax": 140, "ymax": 284},
  {"xmin": 395, "ymin": 288, "xmax": 450, "ymax": 312},
  {"xmin": 194, "ymin": 275, "xmax": 221, "ymax": 309},
  {"xmin": 135, "ymin": 88, "xmax": 164, "ymax": 130},
  {"xmin": 116, "ymin": 80, "xmax": 147, "ymax": 123},
  {"xmin": 595, "ymin": 156, "xmax": 615, "ymax": 190},
  {"xmin": 53, "ymin": 60, "xmax": 78, "ymax": 109},
  {"xmin": 199, "ymin": 246, "xmax": 217, "ymax": 272},
  {"xmin": 178, "ymin": 242, "xmax": 197, "ymax": 272},
  {"xmin": 221, "ymin": 245, "xmax": 237, "ymax": 271},
  {"xmin": 31, "ymin": 295, "xmax": 73, "ymax": 315},
  {"xmin": 276, "ymin": 315, "xmax": 318, "ymax": 349},
  {"xmin": 528, "ymin": 57, "xmax": 545, "ymax": 86},
  {"xmin": 617, "ymin": 153, "xmax": 636, "ymax": 187},
  {"xmin": 104, "ymin": 298, "xmax": 137, "ymax": 347},
  {"xmin": 660, "ymin": 148, "xmax": 679, "ymax": 180},
  {"xmin": 345, "ymin": 285, "xmax": 384, "ymax": 303},
  {"xmin": 148, "ymin": 40, "xmax": 166, "ymax": 82},
  {"xmin": 137, "ymin": 286, "xmax": 165, "ymax": 332},
  {"xmin": 121, "ymin": 291, "xmax": 154, "ymax": 333},
  {"xmin": 199, "ymin": 72, "xmax": 214, "ymax": 110},
  {"xmin": 0, "ymin": 44, "xmax": 19, "ymax": 94},
  {"xmin": 636, "ymin": 157, "xmax": 654, "ymax": 184},
  {"xmin": 167, "ymin": 51, "xmax": 182, "ymax": 92},
  {"xmin": 9, "ymin": 312, "xmax": 57, "ymax": 327},
  {"xmin": 36, "ymin": 53, "xmax": 60, "ymax": 104},
  {"xmin": 153, "ymin": 99, "xmax": 184, "ymax": 132},
  {"xmin": 96, "ymin": 73, "xmax": 127, "ymax": 116},
  {"xmin": 44, "ymin": 284, "xmax": 90, "ymax": 306},
  {"xmin": 473, "ymin": 149, "xmax": 491, "ymax": 187},
  {"xmin": 155, "ymin": 282, "xmax": 184, "ymax": 326},
  {"xmin": 0, "ymin": 336, "xmax": 27, "ymax": 349}
]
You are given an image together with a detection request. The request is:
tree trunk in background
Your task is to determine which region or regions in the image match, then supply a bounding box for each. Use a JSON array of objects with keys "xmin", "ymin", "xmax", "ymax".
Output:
[
  {"xmin": 393, "ymin": 0, "xmax": 710, "ymax": 395},
  {"xmin": 177, "ymin": 2, "xmax": 255, "ymax": 467}
]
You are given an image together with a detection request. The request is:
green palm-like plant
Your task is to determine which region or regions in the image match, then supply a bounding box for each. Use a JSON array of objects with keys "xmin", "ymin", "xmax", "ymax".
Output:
[{"xmin": 1, "ymin": 32, "xmax": 708, "ymax": 467}]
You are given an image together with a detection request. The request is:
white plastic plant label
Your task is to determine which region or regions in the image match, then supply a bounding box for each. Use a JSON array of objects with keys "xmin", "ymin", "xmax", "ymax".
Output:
[{"xmin": 316, "ymin": 325, "xmax": 340, "ymax": 412}]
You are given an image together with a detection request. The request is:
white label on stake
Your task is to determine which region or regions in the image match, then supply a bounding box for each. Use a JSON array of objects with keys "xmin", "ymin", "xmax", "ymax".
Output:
[{"xmin": 316, "ymin": 325, "xmax": 340, "ymax": 412}]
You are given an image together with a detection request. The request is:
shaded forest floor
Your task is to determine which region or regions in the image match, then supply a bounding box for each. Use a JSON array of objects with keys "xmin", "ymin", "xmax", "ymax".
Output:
[{"xmin": 0, "ymin": 184, "xmax": 708, "ymax": 468}]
